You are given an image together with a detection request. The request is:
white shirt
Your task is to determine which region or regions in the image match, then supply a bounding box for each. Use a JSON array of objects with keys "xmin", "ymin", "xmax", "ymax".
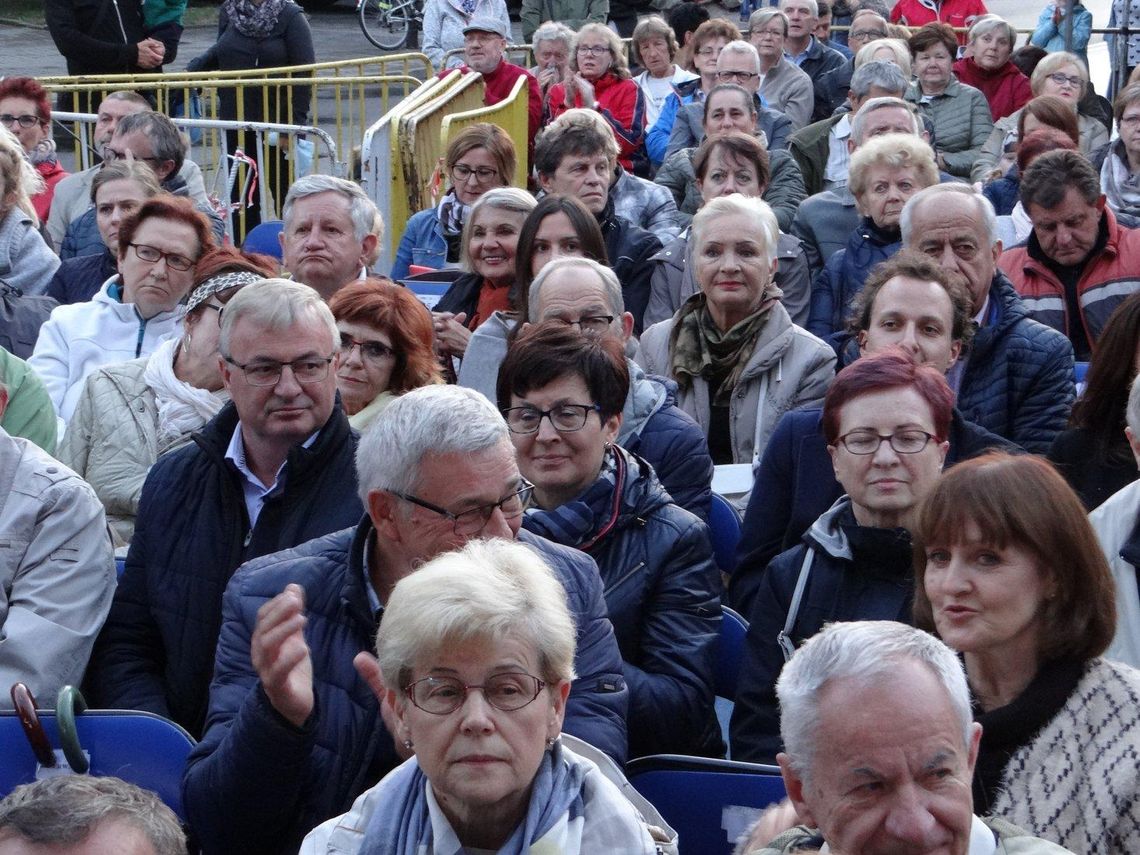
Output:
[{"xmin": 823, "ymin": 113, "xmax": 852, "ymax": 188}]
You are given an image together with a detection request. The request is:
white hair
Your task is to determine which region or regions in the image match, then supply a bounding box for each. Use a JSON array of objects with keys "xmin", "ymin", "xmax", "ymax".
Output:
[
  {"xmin": 690, "ymin": 194, "xmax": 779, "ymax": 263},
  {"xmin": 900, "ymin": 183, "xmax": 998, "ymax": 248},
  {"xmin": 528, "ymin": 256, "xmax": 624, "ymax": 320},
  {"xmin": 779, "ymin": 0, "xmax": 818, "ymax": 17},
  {"xmin": 461, "ymin": 187, "xmax": 538, "ymax": 273},
  {"xmin": 532, "ymin": 21, "xmax": 574, "ymax": 54},
  {"xmin": 218, "ymin": 278, "xmax": 337, "ymax": 358},
  {"xmin": 376, "ymin": 538, "xmax": 577, "ymax": 694},
  {"xmin": 777, "ymin": 621, "xmax": 972, "ymax": 783},
  {"xmin": 718, "ymin": 40, "xmax": 761, "ymax": 72},
  {"xmin": 355, "ymin": 384, "xmax": 509, "ymax": 503},
  {"xmin": 281, "ymin": 175, "xmax": 380, "ymax": 242},
  {"xmin": 848, "ymin": 59, "xmax": 909, "ymax": 99},
  {"xmin": 850, "ymin": 95, "xmax": 923, "ymax": 143}
]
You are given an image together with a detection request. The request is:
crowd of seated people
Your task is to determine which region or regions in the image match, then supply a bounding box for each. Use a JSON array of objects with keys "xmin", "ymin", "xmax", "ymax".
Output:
[{"xmin": 7, "ymin": 3, "xmax": 1140, "ymax": 852}]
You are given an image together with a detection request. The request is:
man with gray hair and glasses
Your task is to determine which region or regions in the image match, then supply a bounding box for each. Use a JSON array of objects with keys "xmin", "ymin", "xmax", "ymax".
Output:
[
  {"xmin": 735, "ymin": 621, "xmax": 1072, "ymax": 854},
  {"xmin": 87, "ymin": 279, "xmax": 363, "ymax": 738},
  {"xmin": 0, "ymin": 776, "xmax": 185, "ymax": 855},
  {"xmin": 182, "ymin": 383, "xmax": 629, "ymax": 855},
  {"xmin": 280, "ymin": 175, "xmax": 383, "ymax": 301}
]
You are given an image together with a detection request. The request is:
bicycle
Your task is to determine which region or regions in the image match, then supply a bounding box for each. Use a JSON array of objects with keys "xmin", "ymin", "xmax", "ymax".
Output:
[{"xmin": 358, "ymin": 0, "xmax": 423, "ymax": 51}]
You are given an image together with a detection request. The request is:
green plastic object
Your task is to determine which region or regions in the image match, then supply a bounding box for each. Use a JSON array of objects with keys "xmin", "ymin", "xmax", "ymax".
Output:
[{"xmin": 55, "ymin": 685, "xmax": 90, "ymax": 773}]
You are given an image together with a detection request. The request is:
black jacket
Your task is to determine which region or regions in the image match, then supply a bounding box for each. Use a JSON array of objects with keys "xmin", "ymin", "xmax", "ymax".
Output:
[
  {"xmin": 47, "ymin": 250, "xmax": 116, "ymax": 306},
  {"xmin": 599, "ymin": 197, "xmax": 662, "ymax": 335},
  {"xmin": 86, "ymin": 400, "xmax": 363, "ymax": 737},
  {"xmin": 183, "ymin": 521, "xmax": 629, "ymax": 855},
  {"xmin": 522, "ymin": 448, "xmax": 722, "ymax": 758},
  {"xmin": 730, "ymin": 499, "xmax": 916, "ymax": 763},
  {"xmin": 45, "ymin": 0, "xmax": 149, "ymax": 75}
]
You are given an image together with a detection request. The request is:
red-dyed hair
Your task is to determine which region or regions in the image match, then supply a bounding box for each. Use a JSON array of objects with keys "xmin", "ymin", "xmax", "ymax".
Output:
[
  {"xmin": 116, "ymin": 195, "xmax": 216, "ymax": 264},
  {"xmin": 328, "ymin": 278, "xmax": 442, "ymax": 393},
  {"xmin": 821, "ymin": 347, "xmax": 954, "ymax": 445},
  {"xmin": 0, "ymin": 77, "xmax": 51, "ymax": 124},
  {"xmin": 1015, "ymin": 127, "xmax": 1078, "ymax": 174}
]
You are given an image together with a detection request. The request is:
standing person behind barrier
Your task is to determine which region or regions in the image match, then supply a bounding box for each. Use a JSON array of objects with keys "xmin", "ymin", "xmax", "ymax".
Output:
[
  {"xmin": 545, "ymin": 24, "xmax": 647, "ymax": 174},
  {"xmin": 499, "ymin": 324, "xmax": 722, "ymax": 758},
  {"xmin": 44, "ymin": 0, "xmax": 167, "ymax": 111},
  {"xmin": 432, "ymin": 188, "xmax": 536, "ymax": 362},
  {"xmin": 729, "ymin": 349, "xmax": 951, "ymax": 764},
  {"xmin": 329, "ymin": 278, "xmax": 443, "ymax": 432},
  {"xmin": 188, "ymin": 0, "xmax": 315, "ymax": 239},
  {"xmin": 59, "ymin": 248, "xmax": 274, "ymax": 546},
  {"xmin": 422, "ymin": 0, "xmax": 511, "ymax": 71},
  {"xmin": 30, "ymin": 196, "xmax": 215, "ymax": 428},
  {"xmin": 281, "ymin": 175, "xmax": 382, "ymax": 301},
  {"xmin": 0, "ymin": 127, "xmax": 59, "ymax": 297},
  {"xmin": 47, "ymin": 160, "xmax": 162, "ymax": 307},
  {"xmin": 915, "ymin": 453, "xmax": 1140, "ymax": 853},
  {"xmin": 0, "ymin": 78, "xmax": 69, "ymax": 225},
  {"xmin": 521, "ymin": 0, "xmax": 607, "ymax": 45},
  {"xmin": 0, "ymin": 776, "xmax": 186, "ymax": 855},
  {"xmin": 1031, "ymin": 0, "xmax": 1092, "ymax": 69},
  {"xmin": 391, "ymin": 125, "xmax": 515, "ymax": 281}
]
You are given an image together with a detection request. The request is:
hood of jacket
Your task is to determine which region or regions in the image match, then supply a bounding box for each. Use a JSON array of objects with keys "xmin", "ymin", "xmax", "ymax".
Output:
[
  {"xmin": 739, "ymin": 300, "xmax": 799, "ymax": 383},
  {"xmin": 803, "ymin": 495, "xmax": 856, "ymax": 560},
  {"xmin": 619, "ymin": 358, "xmax": 669, "ymax": 443}
]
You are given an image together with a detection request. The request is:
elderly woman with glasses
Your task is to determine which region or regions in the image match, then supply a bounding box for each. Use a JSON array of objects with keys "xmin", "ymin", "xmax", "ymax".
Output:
[
  {"xmin": 328, "ymin": 278, "xmax": 442, "ymax": 431},
  {"xmin": 0, "ymin": 76, "xmax": 67, "ymax": 223},
  {"xmin": 971, "ymin": 54, "xmax": 1110, "ymax": 184},
  {"xmin": 301, "ymin": 537, "xmax": 662, "ymax": 854},
  {"xmin": 30, "ymin": 195, "xmax": 215, "ymax": 428},
  {"xmin": 498, "ymin": 322, "xmax": 721, "ymax": 758},
  {"xmin": 730, "ymin": 348, "xmax": 951, "ymax": 763},
  {"xmin": 59, "ymin": 247, "xmax": 271, "ymax": 545},
  {"xmin": 391, "ymin": 124, "xmax": 516, "ymax": 282},
  {"xmin": 546, "ymin": 24, "xmax": 645, "ymax": 172}
]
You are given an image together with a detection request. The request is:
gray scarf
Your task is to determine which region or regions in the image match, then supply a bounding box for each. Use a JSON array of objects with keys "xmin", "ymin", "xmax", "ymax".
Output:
[
  {"xmin": 223, "ymin": 0, "xmax": 288, "ymax": 38},
  {"xmin": 1101, "ymin": 140, "xmax": 1140, "ymax": 219}
]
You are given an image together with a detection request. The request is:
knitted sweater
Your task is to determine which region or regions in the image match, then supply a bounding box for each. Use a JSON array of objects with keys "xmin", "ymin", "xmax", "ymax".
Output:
[{"xmin": 987, "ymin": 657, "xmax": 1140, "ymax": 854}]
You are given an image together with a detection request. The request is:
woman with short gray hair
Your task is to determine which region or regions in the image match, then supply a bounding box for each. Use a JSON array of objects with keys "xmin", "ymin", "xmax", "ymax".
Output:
[
  {"xmin": 432, "ymin": 187, "xmax": 537, "ymax": 362},
  {"xmin": 301, "ymin": 538, "xmax": 660, "ymax": 854},
  {"xmin": 953, "ymin": 14, "xmax": 1032, "ymax": 121}
]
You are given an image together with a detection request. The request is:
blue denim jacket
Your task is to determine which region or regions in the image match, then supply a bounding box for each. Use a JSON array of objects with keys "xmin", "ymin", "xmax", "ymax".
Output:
[{"xmin": 390, "ymin": 208, "xmax": 448, "ymax": 281}]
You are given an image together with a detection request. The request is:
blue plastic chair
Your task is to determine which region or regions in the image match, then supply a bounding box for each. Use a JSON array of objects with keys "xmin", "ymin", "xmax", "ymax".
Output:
[
  {"xmin": 241, "ymin": 220, "xmax": 285, "ymax": 261},
  {"xmin": 715, "ymin": 606, "xmax": 749, "ymax": 702},
  {"xmin": 115, "ymin": 557, "xmax": 126, "ymax": 579},
  {"xmin": 0, "ymin": 691, "xmax": 196, "ymax": 820},
  {"xmin": 625, "ymin": 754, "xmax": 786, "ymax": 854},
  {"xmin": 709, "ymin": 492, "xmax": 743, "ymax": 574}
]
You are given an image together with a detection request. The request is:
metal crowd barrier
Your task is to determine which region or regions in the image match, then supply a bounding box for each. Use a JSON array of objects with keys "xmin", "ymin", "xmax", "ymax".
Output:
[
  {"xmin": 54, "ymin": 111, "xmax": 341, "ymax": 243},
  {"xmin": 440, "ymin": 74, "xmax": 530, "ymax": 190}
]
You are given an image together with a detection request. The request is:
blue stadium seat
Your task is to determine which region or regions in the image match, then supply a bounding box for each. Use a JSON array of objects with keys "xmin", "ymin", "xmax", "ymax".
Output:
[
  {"xmin": 1075, "ymin": 361, "xmax": 1089, "ymax": 385},
  {"xmin": 115, "ymin": 556, "xmax": 126, "ymax": 579},
  {"xmin": 0, "ymin": 693, "xmax": 196, "ymax": 820},
  {"xmin": 709, "ymin": 492, "xmax": 743, "ymax": 574},
  {"xmin": 715, "ymin": 606, "xmax": 749, "ymax": 702},
  {"xmin": 241, "ymin": 220, "xmax": 285, "ymax": 261},
  {"xmin": 625, "ymin": 754, "xmax": 786, "ymax": 854}
]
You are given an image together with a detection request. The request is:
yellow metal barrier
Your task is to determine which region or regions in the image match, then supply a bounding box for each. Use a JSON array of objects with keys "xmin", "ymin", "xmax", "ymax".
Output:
[
  {"xmin": 440, "ymin": 74, "xmax": 530, "ymax": 190},
  {"xmin": 393, "ymin": 72, "xmax": 486, "ymax": 243}
]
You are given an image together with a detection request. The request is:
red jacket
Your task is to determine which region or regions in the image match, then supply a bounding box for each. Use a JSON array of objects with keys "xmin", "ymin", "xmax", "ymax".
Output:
[
  {"xmin": 32, "ymin": 159, "xmax": 69, "ymax": 225},
  {"xmin": 440, "ymin": 60, "xmax": 542, "ymax": 164},
  {"xmin": 953, "ymin": 57, "xmax": 1032, "ymax": 121},
  {"xmin": 1001, "ymin": 207, "xmax": 1140, "ymax": 349},
  {"xmin": 547, "ymin": 72, "xmax": 646, "ymax": 171},
  {"xmin": 891, "ymin": 0, "xmax": 987, "ymax": 43}
]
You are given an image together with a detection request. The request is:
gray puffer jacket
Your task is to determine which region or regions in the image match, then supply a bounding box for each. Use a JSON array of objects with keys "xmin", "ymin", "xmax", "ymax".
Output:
[
  {"xmin": 636, "ymin": 297, "xmax": 835, "ymax": 465},
  {"xmin": 653, "ymin": 146, "xmax": 806, "ymax": 232},
  {"xmin": 646, "ymin": 229, "xmax": 811, "ymax": 327},
  {"xmin": 904, "ymin": 76, "xmax": 994, "ymax": 179}
]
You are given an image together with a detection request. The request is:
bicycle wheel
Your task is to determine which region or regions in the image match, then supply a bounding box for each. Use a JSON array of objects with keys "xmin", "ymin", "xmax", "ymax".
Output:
[{"xmin": 360, "ymin": 0, "xmax": 412, "ymax": 51}]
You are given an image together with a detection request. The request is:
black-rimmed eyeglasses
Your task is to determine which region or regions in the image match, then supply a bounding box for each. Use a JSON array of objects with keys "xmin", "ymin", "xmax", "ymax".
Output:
[
  {"xmin": 835, "ymin": 429, "xmax": 938, "ymax": 455},
  {"xmin": 502, "ymin": 404, "xmax": 602, "ymax": 435},
  {"xmin": 0, "ymin": 114, "xmax": 41, "ymax": 129},
  {"xmin": 393, "ymin": 483, "xmax": 534, "ymax": 535},
  {"xmin": 404, "ymin": 673, "xmax": 546, "ymax": 715},
  {"xmin": 223, "ymin": 355, "xmax": 336, "ymax": 387}
]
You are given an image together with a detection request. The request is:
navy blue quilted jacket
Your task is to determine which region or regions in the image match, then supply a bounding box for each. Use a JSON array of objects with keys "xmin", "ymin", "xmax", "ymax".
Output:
[
  {"xmin": 957, "ymin": 273, "xmax": 1074, "ymax": 454},
  {"xmin": 806, "ymin": 217, "xmax": 900, "ymax": 338},
  {"xmin": 182, "ymin": 521, "xmax": 629, "ymax": 855},
  {"xmin": 522, "ymin": 448, "xmax": 722, "ymax": 759},
  {"xmin": 86, "ymin": 401, "xmax": 363, "ymax": 738}
]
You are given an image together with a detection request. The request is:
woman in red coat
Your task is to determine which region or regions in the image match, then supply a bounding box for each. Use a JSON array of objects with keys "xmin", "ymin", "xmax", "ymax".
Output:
[
  {"xmin": 953, "ymin": 14, "xmax": 1032, "ymax": 121},
  {"xmin": 546, "ymin": 23, "xmax": 646, "ymax": 172},
  {"xmin": 0, "ymin": 77, "xmax": 68, "ymax": 224}
]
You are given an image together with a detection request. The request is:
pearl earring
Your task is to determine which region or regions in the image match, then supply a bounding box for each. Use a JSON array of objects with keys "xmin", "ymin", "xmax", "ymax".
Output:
[{"xmin": 403, "ymin": 738, "xmax": 414, "ymax": 750}]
